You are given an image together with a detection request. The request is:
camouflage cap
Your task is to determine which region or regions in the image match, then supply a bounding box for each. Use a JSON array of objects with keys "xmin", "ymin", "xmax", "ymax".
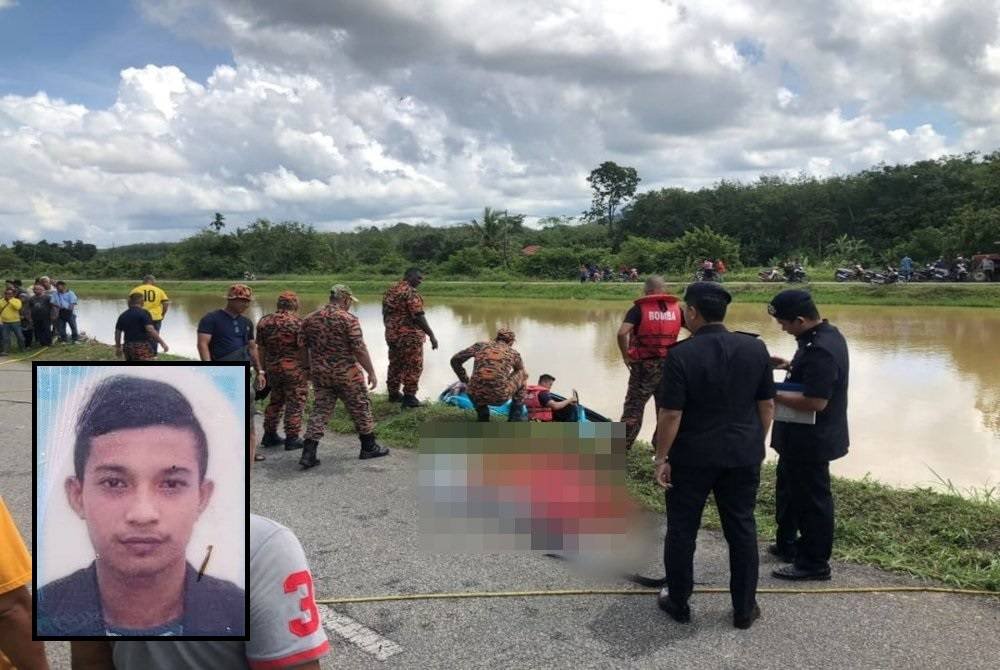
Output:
[
  {"xmin": 331, "ymin": 284, "xmax": 359, "ymax": 303},
  {"xmin": 227, "ymin": 283, "xmax": 253, "ymax": 300},
  {"xmin": 496, "ymin": 327, "xmax": 515, "ymax": 343},
  {"xmin": 277, "ymin": 290, "xmax": 299, "ymax": 309}
]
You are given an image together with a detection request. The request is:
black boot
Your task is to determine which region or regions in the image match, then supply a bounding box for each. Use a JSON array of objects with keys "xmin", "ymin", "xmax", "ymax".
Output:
[
  {"xmin": 299, "ymin": 439, "xmax": 320, "ymax": 469},
  {"xmin": 401, "ymin": 394, "xmax": 422, "ymax": 408},
  {"xmin": 359, "ymin": 433, "xmax": 390, "ymax": 459},
  {"xmin": 508, "ymin": 401, "xmax": 526, "ymax": 422},
  {"xmin": 475, "ymin": 405, "xmax": 491, "ymax": 422},
  {"xmin": 260, "ymin": 431, "xmax": 284, "ymax": 448},
  {"xmin": 387, "ymin": 391, "xmax": 403, "ymax": 402},
  {"xmin": 284, "ymin": 436, "xmax": 305, "ymax": 451}
]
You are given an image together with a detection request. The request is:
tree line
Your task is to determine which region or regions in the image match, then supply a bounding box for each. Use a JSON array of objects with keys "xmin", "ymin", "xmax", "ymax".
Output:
[{"xmin": 1, "ymin": 152, "xmax": 998, "ymax": 281}]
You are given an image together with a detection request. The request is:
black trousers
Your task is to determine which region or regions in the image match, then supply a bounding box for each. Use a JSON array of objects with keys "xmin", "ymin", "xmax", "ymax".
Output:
[
  {"xmin": 665, "ymin": 463, "xmax": 760, "ymax": 615},
  {"xmin": 775, "ymin": 457, "xmax": 834, "ymax": 571},
  {"xmin": 33, "ymin": 318, "xmax": 52, "ymax": 346}
]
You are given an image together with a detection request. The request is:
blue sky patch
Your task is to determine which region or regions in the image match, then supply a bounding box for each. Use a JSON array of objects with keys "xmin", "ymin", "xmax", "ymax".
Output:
[{"xmin": 0, "ymin": 0, "xmax": 232, "ymax": 107}]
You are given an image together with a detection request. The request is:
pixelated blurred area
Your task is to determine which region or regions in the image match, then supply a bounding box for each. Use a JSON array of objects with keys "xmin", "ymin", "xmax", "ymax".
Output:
[{"xmin": 418, "ymin": 422, "xmax": 636, "ymax": 553}]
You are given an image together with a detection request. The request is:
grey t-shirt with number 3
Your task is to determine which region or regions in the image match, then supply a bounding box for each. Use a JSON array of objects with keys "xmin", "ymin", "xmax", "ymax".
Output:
[{"xmin": 113, "ymin": 514, "xmax": 330, "ymax": 669}]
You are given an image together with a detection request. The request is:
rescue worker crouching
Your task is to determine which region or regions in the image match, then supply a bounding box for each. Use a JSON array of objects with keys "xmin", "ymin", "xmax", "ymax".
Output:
[{"xmin": 450, "ymin": 328, "xmax": 528, "ymax": 422}]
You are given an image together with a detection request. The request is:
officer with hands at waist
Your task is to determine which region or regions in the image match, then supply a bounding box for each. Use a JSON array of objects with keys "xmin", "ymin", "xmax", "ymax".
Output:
[{"xmin": 652, "ymin": 282, "xmax": 775, "ymax": 630}]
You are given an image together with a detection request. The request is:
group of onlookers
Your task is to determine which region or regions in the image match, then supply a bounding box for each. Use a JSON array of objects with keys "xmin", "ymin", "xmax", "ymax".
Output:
[
  {"xmin": 579, "ymin": 263, "xmax": 640, "ymax": 282},
  {"xmin": 0, "ymin": 276, "xmax": 80, "ymax": 356}
]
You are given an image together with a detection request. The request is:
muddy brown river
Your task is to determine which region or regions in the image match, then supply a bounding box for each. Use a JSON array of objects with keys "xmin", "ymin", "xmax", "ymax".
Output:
[{"xmin": 73, "ymin": 292, "xmax": 1000, "ymax": 492}]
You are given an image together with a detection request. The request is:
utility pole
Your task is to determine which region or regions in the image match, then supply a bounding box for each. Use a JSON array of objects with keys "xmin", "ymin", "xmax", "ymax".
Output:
[{"xmin": 503, "ymin": 209, "xmax": 510, "ymax": 269}]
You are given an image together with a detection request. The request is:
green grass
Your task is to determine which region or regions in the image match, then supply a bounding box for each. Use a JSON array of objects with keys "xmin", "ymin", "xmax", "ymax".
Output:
[
  {"xmin": 2, "ymin": 340, "xmax": 189, "ymax": 362},
  {"xmin": 323, "ymin": 400, "xmax": 1000, "ymax": 592},
  {"xmin": 65, "ymin": 277, "xmax": 1000, "ymax": 308}
]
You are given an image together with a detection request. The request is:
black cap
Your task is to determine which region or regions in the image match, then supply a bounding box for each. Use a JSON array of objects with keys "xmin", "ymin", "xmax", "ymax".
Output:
[
  {"xmin": 768, "ymin": 289, "xmax": 816, "ymax": 320},
  {"xmin": 683, "ymin": 281, "xmax": 732, "ymax": 305}
]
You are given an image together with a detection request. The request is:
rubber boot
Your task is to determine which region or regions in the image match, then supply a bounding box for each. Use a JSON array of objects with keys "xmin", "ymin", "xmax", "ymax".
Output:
[
  {"xmin": 260, "ymin": 431, "xmax": 284, "ymax": 448},
  {"xmin": 508, "ymin": 401, "xmax": 526, "ymax": 422},
  {"xmin": 299, "ymin": 439, "xmax": 320, "ymax": 469},
  {"xmin": 359, "ymin": 433, "xmax": 390, "ymax": 459},
  {"xmin": 401, "ymin": 394, "xmax": 422, "ymax": 408},
  {"xmin": 475, "ymin": 405, "xmax": 491, "ymax": 422},
  {"xmin": 284, "ymin": 435, "xmax": 305, "ymax": 451},
  {"xmin": 387, "ymin": 391, "xmax": 403, "ymax": 402}
]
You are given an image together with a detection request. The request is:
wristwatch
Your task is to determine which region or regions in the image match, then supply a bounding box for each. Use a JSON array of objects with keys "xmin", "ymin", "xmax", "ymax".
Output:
[{"xmin": 652, "ymin": 455, "xmax": 669, "ymax": 465}]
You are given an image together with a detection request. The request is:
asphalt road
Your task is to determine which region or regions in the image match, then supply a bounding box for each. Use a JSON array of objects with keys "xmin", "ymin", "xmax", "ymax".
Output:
[{"xmin": 3, "ymin": 358, "xmax": 997, "ymax": 669}]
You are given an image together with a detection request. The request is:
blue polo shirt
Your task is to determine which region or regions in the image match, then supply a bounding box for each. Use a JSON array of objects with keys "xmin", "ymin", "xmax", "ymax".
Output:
[
  {"xmin": 52, "ymin": 290, "xmax": 78, "ymax": 310},
  {"xmin": 197, "ymin": 309, "xmax": 254, "ymax": 360}
]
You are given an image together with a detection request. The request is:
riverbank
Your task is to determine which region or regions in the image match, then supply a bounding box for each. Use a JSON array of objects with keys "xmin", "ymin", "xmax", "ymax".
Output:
[
  {"xmin": 11, "ymin": 340, "xmax": 998, "ymax": 592},
  {"xmin": 64, "ymin": 278, "xmax": 1000, "ymax": 308},
  {"xmin": 0, "ymin": 340, "xmax": 187, "ymax": 363}
]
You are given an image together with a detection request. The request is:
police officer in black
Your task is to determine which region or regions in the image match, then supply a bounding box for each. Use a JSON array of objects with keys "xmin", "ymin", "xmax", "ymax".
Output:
[
  {"xmin": 767, "ymin": 289, "xmax": 850, "ymax": 581},
  {"xmin": 653, "ymin": 282, "xmax": 776, "ymax": 630}
]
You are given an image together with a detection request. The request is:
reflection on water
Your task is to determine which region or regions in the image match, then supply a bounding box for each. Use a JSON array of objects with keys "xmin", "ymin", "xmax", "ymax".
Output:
[{"xmin": 74, "ymin": 293, "xmax": 1000, "ymax": 491}]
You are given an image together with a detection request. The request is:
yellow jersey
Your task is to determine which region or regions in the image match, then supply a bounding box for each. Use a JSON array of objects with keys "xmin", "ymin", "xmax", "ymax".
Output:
[
  {"xmin": 0, "ymin": 297, "xmax": 21, "ymax": 324},
  {"xmin": 0, "ymin": 496, "xmax": 30, "ymax": 596},
  {"xmin": 130, "ymin": 283, "xmax": 170, "ymax": 321}
]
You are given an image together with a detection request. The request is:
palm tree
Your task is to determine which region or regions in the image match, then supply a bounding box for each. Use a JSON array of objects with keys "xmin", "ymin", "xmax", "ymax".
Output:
[
  {"xmin": 470, "ymin": 207, "xmax": 505, "ymax": 250},
  {"xmin": 210, "ymin": 212, "xmax": 226, "ymax": 232}
]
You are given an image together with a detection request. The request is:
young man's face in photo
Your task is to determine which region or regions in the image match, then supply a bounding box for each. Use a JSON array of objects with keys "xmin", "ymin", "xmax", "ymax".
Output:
[{"xmin": 66, "ymin": 425, "xmax": 214, "ymax": 578}]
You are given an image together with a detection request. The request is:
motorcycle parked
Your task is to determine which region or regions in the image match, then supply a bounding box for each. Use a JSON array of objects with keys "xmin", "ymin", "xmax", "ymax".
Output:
[
  {"xmin": 785, "ymin": 265, "xmax": 808, "ymax": 283},
  {"xmin": 871, "ymin": 268, "xmax": 901, "ymax": 285},
  {"xmin": 908, "ymin": 265, "xmax": 935, "ymax": 282},
  {"xmin": 694, "ymin": 268, "xmax": 720, "ymax": 282},
  {"xmin": 834, "ymin": 266, "xmax": 872, "ymax": 282},
  {"xmin": 953, "ymin": 262, "xmax": 970, "ymax": 282}
]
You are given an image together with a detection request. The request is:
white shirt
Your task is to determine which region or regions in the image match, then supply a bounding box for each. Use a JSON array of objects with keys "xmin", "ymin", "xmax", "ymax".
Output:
[{"xmin": 112, "ymin": 514, "xmax": 330, "ymax": 669}]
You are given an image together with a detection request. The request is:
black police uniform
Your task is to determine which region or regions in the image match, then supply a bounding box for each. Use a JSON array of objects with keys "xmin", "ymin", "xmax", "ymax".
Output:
[
  {"xmin": 771, "ymin": 320, "xmax": 850, "ymax": 572},
  {"xmin": 657, "ymin": 323, "xmax": 776, "ymax": 617}
]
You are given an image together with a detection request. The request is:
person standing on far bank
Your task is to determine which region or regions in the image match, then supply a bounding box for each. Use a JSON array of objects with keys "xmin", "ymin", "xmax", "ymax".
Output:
[
  {"xmin": 767, "ymin": 290, "xmax": 850, "ymax": 581},
  {"xmin": 653, "ymin": 282, "xmax": 775, "ymax": 630}
]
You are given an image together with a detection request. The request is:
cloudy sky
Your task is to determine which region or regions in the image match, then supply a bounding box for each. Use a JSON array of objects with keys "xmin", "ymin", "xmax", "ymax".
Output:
[{"xmin": 2, "ymin": 0, "xmax": 999, "ymax": 246}]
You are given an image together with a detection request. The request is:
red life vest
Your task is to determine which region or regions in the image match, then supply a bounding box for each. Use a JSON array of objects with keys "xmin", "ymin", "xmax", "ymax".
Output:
[
  {"xmin": 627, "ymin": 294, "xmax": 682, "ymax": 360},
  {"xmin": 524, "ymin": 384, "xmax": 554, "ymax": 421}
]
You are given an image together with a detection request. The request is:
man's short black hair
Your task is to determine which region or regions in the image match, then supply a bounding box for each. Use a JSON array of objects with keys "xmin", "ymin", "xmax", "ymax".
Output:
[
  {"xmin": 404, "ymin": 267, "xmax": 423, "ymax": 280},
  {"xmin": 683, "ymin": 281, "xmax": 731, "ymax": 323},
  {"xmin": 689, "ymin": 297, "xmax": 727, "ymax": 322},
  {"xmin": 74, "ymin": 376, "xmax": 209, "ymax": 481},
  {"xmin": 56, "ymin": 280, "xmax": 67, "ymax": 287},
  {"xmin": 12, "ymin": 279, "xmax": 22, "ymax": 287},
  {"xmin": 538, "ymin": 374, "xmax": 555, "ymax": 385}
]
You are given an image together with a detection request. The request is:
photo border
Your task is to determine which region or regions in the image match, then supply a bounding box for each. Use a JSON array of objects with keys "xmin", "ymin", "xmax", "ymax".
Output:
[{"xmin": 31, "ymin": 360, "xmax": 252, "ymax": 642}]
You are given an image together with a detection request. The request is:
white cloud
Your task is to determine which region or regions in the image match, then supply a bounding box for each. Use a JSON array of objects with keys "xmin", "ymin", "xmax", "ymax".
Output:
[{"xmin": 2, "ymin": 0, "xmax": 1000, "ymax": 245}]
